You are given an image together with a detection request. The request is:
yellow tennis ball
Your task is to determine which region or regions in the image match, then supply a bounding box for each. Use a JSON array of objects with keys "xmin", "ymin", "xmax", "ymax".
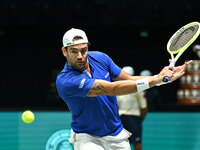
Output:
[{"xmin": 22, "ymin": 110, "xmax": 35, "ymax": 123}]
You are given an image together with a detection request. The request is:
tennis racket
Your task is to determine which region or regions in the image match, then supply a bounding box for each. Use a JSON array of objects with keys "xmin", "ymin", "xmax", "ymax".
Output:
[{"xmin": 163, "ymin": 21, "xmax": 200, "ymax": 82}]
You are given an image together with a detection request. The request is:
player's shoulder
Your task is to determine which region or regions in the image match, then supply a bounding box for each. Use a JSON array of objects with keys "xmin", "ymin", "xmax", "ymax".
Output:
[
  {"xmin": 56, "ymin": 69, "xmax": 82, "ymax": 87},
  {"xmin": 88, "ymin": 51, "xmax": 108, "ymax": 57},
  {"xmin": 88, "ymin": 51, "xmax": 110, "ymax": 61}
]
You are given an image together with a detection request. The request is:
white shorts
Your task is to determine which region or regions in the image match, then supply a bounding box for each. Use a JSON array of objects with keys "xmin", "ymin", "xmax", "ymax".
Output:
[{"xmin": 69, "ymin": 129, "xmax": 132, "ymax": 150}]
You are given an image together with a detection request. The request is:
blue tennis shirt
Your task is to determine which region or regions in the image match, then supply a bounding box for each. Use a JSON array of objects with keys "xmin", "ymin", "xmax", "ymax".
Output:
[{"xmin": 56, "ymin": 51, "xmax": 123, "ymax": 137}]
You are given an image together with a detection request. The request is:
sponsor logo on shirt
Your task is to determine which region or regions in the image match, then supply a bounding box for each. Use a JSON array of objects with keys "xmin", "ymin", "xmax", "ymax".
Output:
[
  {"xmin": 105, "ymin": 72, "xmax": 109, "ymax": 78},
  {"xmin": 79, "ymin": 78, "xmax": 86, "ymax": 88}
]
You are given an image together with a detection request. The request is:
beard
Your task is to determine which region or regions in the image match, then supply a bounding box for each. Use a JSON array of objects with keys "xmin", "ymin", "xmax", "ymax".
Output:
[
  {"xmin": 74, "ymin": 61, "xmax": 87, "ymax": 71},
  {"xmin": 68, "ymin": 57, "xmax": 88, "ymax": 71}
]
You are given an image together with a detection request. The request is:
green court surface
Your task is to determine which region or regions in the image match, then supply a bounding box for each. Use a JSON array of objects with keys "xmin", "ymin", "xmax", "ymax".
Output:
[{"xmin": 0, "ymin": 112, "xmax": 200, "ymax": 150}]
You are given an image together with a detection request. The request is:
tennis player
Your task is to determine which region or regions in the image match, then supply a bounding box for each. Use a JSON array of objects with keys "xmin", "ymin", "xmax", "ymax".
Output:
[
  {"xmin": 56, "ymin": 28, "xmax": 192, "ymax": 150},
  {"xmin": 117, "ymin": 66, "xmax": 147, "ymax": 150}
]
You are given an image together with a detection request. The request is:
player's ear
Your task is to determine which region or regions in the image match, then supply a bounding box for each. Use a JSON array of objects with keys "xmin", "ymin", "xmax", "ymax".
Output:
[{"xmin": 62, "ymin": 47, "xmax": 67, "ymax": 57}]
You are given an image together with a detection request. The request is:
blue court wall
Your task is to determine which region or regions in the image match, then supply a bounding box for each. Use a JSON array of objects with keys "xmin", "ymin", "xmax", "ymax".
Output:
[{"xmin": 0, "ymin": 112, "xmax": 200, "ymax": 150}]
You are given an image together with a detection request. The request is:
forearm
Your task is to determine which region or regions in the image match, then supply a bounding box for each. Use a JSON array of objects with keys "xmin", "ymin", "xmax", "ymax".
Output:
[
  {"xmin": 125, "ymin": 76, "xmax": 151, "ymax": 81},
  {"xmin": 115, "ymin": 70, "xmax": 152, "ymax": 81},
  {"xmin": 110, "ymin": 80, "xmax": 138, "ymax": 95},
  {"xmin": 87, "ymin": 77, "xmax": 160, "ymax": 97}
]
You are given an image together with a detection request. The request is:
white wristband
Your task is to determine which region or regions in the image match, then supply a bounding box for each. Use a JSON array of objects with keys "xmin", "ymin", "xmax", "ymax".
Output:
[{"xmin": 136, "ymin": 78, "xmax": 149, "ymax": 92}]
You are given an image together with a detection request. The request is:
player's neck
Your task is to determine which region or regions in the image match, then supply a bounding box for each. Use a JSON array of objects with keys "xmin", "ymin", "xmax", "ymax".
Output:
[{"xmin": 85, "ymin": 59, "xmax": 90, "ymax": 71}]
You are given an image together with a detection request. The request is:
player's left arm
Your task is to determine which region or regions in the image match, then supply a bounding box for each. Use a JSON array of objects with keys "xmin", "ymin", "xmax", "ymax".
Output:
[
  {"xmin": 169, "ymin": 60, "xmax": 193, "ymax": 82},
  {"xmin": 115, "ymin": 60, "xmax": 192, "ymax": 82},
  {"xmin": 114, "ymin": 70, "xmax": 150, "ymax": 81}
]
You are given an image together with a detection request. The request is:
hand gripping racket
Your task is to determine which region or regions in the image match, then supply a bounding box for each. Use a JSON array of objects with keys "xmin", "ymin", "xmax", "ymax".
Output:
[{"xmin": 163, "ymin": 21, "xmax": 200, "ymax": 82}]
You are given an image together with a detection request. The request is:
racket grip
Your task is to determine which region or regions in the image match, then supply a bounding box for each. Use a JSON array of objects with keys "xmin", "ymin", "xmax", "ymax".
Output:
[
  {"xmin": 163, "ymin": 76, "xmax": 170, "ymax": 82},
  {"xmin": 163, "ymin": 61, "xmax": 176, "ymax": 82}
]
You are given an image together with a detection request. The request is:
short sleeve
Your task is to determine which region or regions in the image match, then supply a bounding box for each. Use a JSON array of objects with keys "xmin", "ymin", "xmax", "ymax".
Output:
[
  {"xmin": 56, "ymin": 73, "xmax": 95, "ymax": 98},
  {"xmin": 104, "ymin": 53, "xmax": 121, "ymax": 79}
]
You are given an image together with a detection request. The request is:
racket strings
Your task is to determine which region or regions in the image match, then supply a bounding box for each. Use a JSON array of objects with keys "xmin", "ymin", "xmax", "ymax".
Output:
[{"xmin": 169, "ymin": 25, "xmax": 199, "ymax": 52}]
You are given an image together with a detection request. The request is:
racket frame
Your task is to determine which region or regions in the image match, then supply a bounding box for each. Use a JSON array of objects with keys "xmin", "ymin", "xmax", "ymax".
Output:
[
  {"xmin": 163, "ymin": 21, "xmax": 200, "ymax": 82},
  {"xmin": 167, "ymin": 21, "xmax": 200, "ymax": 63}
]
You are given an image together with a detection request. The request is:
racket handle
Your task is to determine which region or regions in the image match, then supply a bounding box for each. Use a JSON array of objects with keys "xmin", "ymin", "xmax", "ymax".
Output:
[{"xmin": 163, "ymin": 61, "xmax": 176, "ymax": 82}]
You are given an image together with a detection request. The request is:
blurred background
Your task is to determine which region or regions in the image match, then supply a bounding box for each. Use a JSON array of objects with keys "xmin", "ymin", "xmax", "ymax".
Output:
[
  {"xmin": 1, "ymin": 0, "xmax": 200, "ymax": 149},
  {"xmin": 0, "ymin": 0, "xmax": 200, "ymax": 110}
]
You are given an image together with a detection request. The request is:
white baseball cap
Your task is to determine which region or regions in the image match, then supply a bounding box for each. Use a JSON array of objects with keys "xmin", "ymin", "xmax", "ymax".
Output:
[
  {"xmin": 122, "ymin": 66, "xmax": 134, "ymax": 75},
  {"xmin": 62, "ymin": 28, "xmax": 89, "ymax": 47}
]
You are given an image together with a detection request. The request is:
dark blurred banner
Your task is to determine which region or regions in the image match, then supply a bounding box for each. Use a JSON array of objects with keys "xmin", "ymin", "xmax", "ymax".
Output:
[{"xmin": 0, "ymin": 0, "xmax": 200, "ymax": 109}]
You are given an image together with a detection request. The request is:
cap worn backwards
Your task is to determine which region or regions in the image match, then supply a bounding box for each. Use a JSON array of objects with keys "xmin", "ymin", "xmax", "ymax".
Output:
[{"xmin": 63, "ymin": 28, "xmax": 89, "ymax": 47}]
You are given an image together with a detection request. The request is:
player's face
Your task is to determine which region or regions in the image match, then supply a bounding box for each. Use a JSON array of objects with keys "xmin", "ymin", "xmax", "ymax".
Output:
[{"xmin": 64, "ymin": 43, "xmax": 89, "ymax": 71}]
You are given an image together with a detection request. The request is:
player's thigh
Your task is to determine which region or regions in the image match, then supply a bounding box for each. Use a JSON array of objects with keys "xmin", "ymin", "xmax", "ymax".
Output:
[
  {"xmin": 74, "ymin": 139, "xmax": 104, "ymax": 150},
  {"xmin": 108, "ymin": 138, "xmax": 131, "ymax": 150}
]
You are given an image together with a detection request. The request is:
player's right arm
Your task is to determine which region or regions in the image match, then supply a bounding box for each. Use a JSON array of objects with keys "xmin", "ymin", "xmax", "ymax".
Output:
[
  {"xmin": 87, "ymin": 65, "xmax": 176, "ymax": 97},
  {"xmin": 87, "ymin": 76, "xmax": 161, "ymax": 97}
]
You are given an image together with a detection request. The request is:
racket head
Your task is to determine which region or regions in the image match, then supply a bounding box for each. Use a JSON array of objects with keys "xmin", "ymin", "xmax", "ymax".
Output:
[{"xmin": 167, "ymin": 21, "xmax": 200, "ymax": 55}]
